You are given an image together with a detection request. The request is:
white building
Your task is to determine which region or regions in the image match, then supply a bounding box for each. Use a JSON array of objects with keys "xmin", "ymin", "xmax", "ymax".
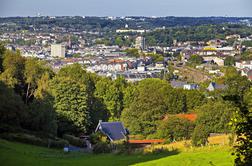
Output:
[
  {"xmin": 235, "ymin": 61, "xmax": 252, "ymax": 70},
  {"xmin": 51, "ymin": 44, "xmax": 65, "ymax": 58},
  {"xmin": 203, "ymin": 56, "xmax": 224, "ymax": 66},
  {"xmin": 135, "ymin": 36, "xmax": 146, "ymax": 50}
]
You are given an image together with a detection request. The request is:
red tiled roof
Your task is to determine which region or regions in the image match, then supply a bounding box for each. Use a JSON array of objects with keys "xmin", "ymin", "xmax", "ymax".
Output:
[
  {"xmin": 176, "ymin": 113, "xmax": 197, "ymax": 121},
  {"xmin": 128, "ymin": 139, "xmax": 165, "ymax": 144}
]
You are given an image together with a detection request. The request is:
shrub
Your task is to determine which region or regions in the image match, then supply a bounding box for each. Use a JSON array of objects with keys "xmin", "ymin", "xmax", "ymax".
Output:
[
  {"xmin": 156, "ymin": 116, "xmax": 195, "ymax": 142},
  {"xmin": 48, "ymin": 138, "xmax": 69, "ymax": 148},
  {"xmin": 93, "ymin": 142, "xmax": 111, "ymax": 154},
  {"xmin": 62, "ymin": 134, "xmax": 83, "ymax": 147},
  {"xmin": 0, "ymin": 124, "xmax": 22, "ymax": 133},
  {"xmin": 113, "ymin": 140, "xmax": 129, "ymax": 154},
  {"xmin": 0, "ymin": 133, "xmax": 47, "ymax": 146},
  {"xmin": 192, "ymin": 125, "xmax": 209, "ymax": 147},
  {"xmin": 90, "ymin": 132, "xmax": 108, "ymax": 144}
]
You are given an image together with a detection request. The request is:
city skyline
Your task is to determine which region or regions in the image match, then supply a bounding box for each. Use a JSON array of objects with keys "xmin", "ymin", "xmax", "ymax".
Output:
[{"xmin": 1, "ymin": 0, "xmax": 252, "ymax": 17}]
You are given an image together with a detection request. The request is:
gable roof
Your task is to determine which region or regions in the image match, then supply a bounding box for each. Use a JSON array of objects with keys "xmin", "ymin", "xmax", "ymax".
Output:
[
  {"xmin": 207, "ymin": 82, "xmax": 226, "ymax": 91},
  {"xmin": 95, "ymin": 121, "xmax": 128, "ymax": 141},
  {"xmin": 176, "ymin": 113, "xmax": 197, "ymax": 122},
  {"xmin": 170, "ymin": 80, "xmax": 187, "ymax": 88},
  {"xmin": 128, "ymin": 139, "xmax": 165, "ymax": 144}
]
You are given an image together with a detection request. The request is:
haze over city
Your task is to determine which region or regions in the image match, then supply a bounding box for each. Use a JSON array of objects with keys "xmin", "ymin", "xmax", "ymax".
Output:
[{"xmin": 1, "ymin": 0, "xmax": 252, "ymax": 17}]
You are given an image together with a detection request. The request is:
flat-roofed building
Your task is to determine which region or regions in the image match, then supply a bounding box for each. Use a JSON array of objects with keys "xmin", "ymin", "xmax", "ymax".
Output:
[
  {"xmin": 51, "ymin": 44, "xmax": 65, "ymax": 58},
  {"xmin": 135, "ymin": 36, "xmax": 145, "ymax": 50}
]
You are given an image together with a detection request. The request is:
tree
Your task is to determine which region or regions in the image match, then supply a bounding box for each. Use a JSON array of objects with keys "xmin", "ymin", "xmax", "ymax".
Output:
[
  {"xmin": 195, "ymin": 100, "xmax": 236, "ymax": 134},
  {"xmin": 51, "ymin": 76, "xmax": 89, "ymax": 135},
  {"xmin": 115, "ymin": 36, "xmax": 123, "ymax": 47},
  {"xmin": 124, "ymin": 48, "xmax": 139, "ymax": 57},
  {"xmin": 0, "ymin": 42, "xmax": 6, "ymax": 72},
  {"xmin": 51, "ymin": 65, "xmax": 92, "ymax": 135},
  {"xmin": 57, "ymin": 64, "xmax": 108, "ymax": 132},
  {"xmin": 26, "ymin": 97, "xmax": 57, "ymax": 137},
  {"xmin": 121, "ymin": 78, "xmax": 170, "ymax": 136},
  {"xmin": 0, "ymin": 81, "xmax": 27, "ymax": 128},
  {"xmin": 25, "ymin": 72, "xmax": 57, "ymax": 136},
  {"xmin": 0, "ymin": 50, "xmax": 25, "ymax": 95},
  {"xmin": 184, "ymin": 90, "xmax": 205, "ymax": 111},
  {"xmin": 146, "ymin": 53, "xmax": 164, "ymax": 62},
  {"xmin": 232, "ymin": 88, "xmax": 252, "ymax": 165},
  {"xmin": 123, "ymin": 83, "xmax": 137, "ymax": 108},
  {"xmin": 95, "ymin": 76, "xmax": 126, "ymax": 121},
  {"xmin": 223, "ymin": 67, "xmax": 251, "ymax": 106},
  {"xmin": 188, "ymin": 54, "xmax": 203, "ymax": 65},
  {"xmin": 192, "ymin": 125, "xmax": 209, "ymax": 147},
  {"xmin": 224, "ymin": 56, "xmax": 235, "ymax": 66},
  {"xmin": 166, "ymin": 88, "xmax": 187, "ymax": 114},
  {"xmin": 24, "ymin": 58, "xmax": 53, "ymax": 104},
  {"xmin": 241, "ymin": 50, "xmax": 252, "ymax": 61},
  {"xmin": 156, "ymin": 116, "xmax": 195, "ymax": 141}
]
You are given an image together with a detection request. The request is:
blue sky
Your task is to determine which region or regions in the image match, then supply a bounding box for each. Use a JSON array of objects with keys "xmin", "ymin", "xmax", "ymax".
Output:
[{"xmin": 1, "ymin": 0, "xmax": 252, "ymax": 17}]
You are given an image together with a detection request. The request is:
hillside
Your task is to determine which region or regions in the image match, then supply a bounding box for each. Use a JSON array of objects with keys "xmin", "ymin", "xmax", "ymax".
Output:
[{"xmin": 0, "ymin": 139, "xmax": 234, "ymax": 166}]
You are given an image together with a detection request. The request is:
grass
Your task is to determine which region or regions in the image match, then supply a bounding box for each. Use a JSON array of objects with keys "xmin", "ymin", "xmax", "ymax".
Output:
[
  {"xmin": 0, "ymin": 139, "xmax": 169, "ymax": 166},
  {"xmin": 134, "ymin": 146, "xmax": 234, "ymax": 166},
  {"xmin": 0, "ymin": 138, "xmax": 234, "ymax": 166}
]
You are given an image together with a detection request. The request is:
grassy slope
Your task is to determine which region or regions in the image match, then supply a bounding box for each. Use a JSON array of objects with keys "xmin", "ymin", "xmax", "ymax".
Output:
[
  {"xmin": 0, "ymin": 139, "xmax": 167, "ymax": 166},
  {"xmin": 134, "ymin": 146, "xmax": 234, "ymax": 166},
  {"xmin": 0, "ymin": 139, "xmax": 234, "ymax": 166}
]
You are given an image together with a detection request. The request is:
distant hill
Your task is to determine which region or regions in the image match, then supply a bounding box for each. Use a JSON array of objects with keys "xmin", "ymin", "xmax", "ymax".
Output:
[{"xmin": 0, "ymin": 16, "xmax": 251, "ymax": 32}]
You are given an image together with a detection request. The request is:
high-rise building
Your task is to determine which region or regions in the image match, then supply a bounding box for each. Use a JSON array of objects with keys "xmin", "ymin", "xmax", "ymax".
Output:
[
  {"xmin": 135, "ymin": 36, "xmax": 145, "ymax": 50},
  {"xmin": 51, "ymin": 44, "xmax": 65, "ymax": 58}
]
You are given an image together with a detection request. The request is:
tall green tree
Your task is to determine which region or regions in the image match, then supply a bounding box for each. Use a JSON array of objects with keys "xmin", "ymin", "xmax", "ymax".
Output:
[
  {"xmin": 25, "ymin": 72, "xmax": 57, "ymax": 136},
  {"xmin": 95, "ymin": 76, "xmax": 126, "ymax": 121},
  {"xmin": 0, "ymin": 42, "xmax": 6, "ymax": 72},
  {"xmin": 223, "ymin": 67, "xmax": 251, "ymax": 106},
  {"xmin": 0, "ymin": 81, "xmax": 27, "ymax": 128},
  {"xmin": 51, "ymin": 76, "xmax": 89, "ymax": 135},
  {"xmin": 51, "ymin": 64, "xmax": 93, "ymax": 134},
  {"xmin": 166, "ymin": 88, "xmax": 187, "ymax": 114},
  {"xmin": 24, "ymin": 58, "xmax": 53, "ymax": 104},
  {"xmin": 0, "ymin": 50, "xmax": 25, "ymax": 95},
  {"xmin": 121, "ymin": 78, "xmax": 170, "ymax": 136},
  {"xmin": 156, "ymin": 116, "xmax": 195, "ymax": 141},
  {"xmin": 195, "ymin": 100, "xmax": 236, "ymax": 133},
  {"xmin": 232, "ymin": 88, "xmax": 252, "ymax": 165}
]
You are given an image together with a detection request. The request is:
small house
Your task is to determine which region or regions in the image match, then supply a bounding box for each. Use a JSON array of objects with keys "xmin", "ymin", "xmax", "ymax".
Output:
[
  {"xmin": 95, "ymin": 121, "xmax": 128, "ymax": 142},
  {"xmin": 207, "ymin": 82, "xmax": 226, "ymax": 91}
]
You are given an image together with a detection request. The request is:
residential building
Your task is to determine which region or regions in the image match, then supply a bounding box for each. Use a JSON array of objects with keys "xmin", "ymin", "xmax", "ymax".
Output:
[
  {"xmin": 95, "ymin": 121, "xmax": 128, "ymax": 142},
  {"xmin": 135, "ymin": 36, "xmax": 145, "ymax": 50},
  {"xmin": 207, "ymin": 82, "xmax": 226, "ymax": 91},
  {"xmin": 51, "ymin": 44, "xmax": 66, "ymax": 58}
]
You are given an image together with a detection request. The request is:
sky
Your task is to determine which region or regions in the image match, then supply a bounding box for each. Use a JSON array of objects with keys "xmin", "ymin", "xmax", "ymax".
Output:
[{"xmin": 1, "ymin": 0, "xmax": 252, "ymax": 17}]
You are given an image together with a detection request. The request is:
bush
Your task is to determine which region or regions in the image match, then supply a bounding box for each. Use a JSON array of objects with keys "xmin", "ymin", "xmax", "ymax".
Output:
[
  {"xmin": 192, "ymin": 125, "xmax": 209, "ymax": 147},
  {"xmin": 90, "ymin": 132, "xmax": 108, "ymax": 144},
  {"xmin": 0, "ymin": 133, "xmax": 47, "ymax": 146},
  {"xmin": 0, "ymin": 124, "xmax": 23, "ymax": 133},
  {"xmin": 93, "ymin": 142, "xmax": 111, "ymax": 154},
  {"xmin": 113, "ymin": 140, "xmax": 129, "ymax": 154},
  {"xmin": 62, "ymin": 134, "xmax": 83, "ymax": 147},
  {"xmin": 48, "ymin": 138, "xmax": 69, "ymax": 148},
  {"xmin": 156, "ymin": 116, "xmax": 195, "ymax": 142}
]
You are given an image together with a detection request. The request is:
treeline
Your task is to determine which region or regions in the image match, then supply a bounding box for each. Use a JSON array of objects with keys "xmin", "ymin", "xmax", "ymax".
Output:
[
  {"xmin": 144, "ymin": 24, "xmax": 252, "ymax": 46},
  {"xmin": 0, "ymin": 44, "xmax": 252, "ymax": 164},
  {"xmin": 0, "ymin": 16, "xmax": 249, "ymax": 32},
  {"xmin": 94, "ymin": 24, "xmax": 252, "ymax": 47}
]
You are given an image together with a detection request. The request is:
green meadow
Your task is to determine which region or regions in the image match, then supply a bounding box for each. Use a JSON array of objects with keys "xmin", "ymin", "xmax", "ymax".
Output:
[{"xmin": 0, "ymin": 139, "xmax": 234, "ymax": 166}]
